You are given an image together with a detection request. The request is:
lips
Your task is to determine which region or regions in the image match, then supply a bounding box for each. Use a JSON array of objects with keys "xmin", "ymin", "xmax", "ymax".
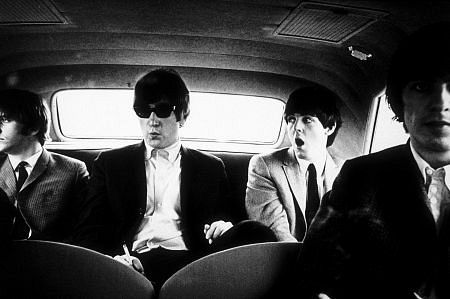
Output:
[
  {"xmin": 295, "ymin": 138, "xmax": 304, "ymax": 146},
  {"xmin": 424, "ymin": 119, "xmax": 450, "ymax": 127},
  {"xmin": 149, "ymin": 132, "xmax": 161, "ymax": 139}
]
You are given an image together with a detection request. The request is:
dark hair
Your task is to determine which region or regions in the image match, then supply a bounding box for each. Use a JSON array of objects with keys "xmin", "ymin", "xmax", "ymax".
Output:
[
  {"xmin": 0, "ymin": 89, "xmax": 49, "ymax": 145},
  {"xmin": 284, "ymin": 85, "xmax": 342, "ymax": 146},
  {"xmin": 386, "ymin": 22, "xmax": 450, "ymax": 122},
  {"xmin": 134, "ymin": 68, "xmax": 190, "ymax": 121}
]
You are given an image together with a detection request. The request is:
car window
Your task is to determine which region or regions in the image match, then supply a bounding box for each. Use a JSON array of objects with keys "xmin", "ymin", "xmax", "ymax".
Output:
[
  {"xmin": 369, "ymin": 94, "xmax": 409, "ymax": 153},
  {"xmin": 53, "ymin": 89, "xmax": 285, "ymax": 151}
]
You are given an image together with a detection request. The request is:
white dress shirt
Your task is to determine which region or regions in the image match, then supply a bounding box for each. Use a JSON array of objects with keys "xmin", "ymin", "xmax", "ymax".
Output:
[
  {"xmin": 410, "ymin": 143, "xmax": 450, "ymax": 223},
  {"xmin": 294, "ymin": 151, "xmax": 327, "ymax": 214},
  {"xmin": 132, "ymin": 140, "xmax": 188, "ymax": 253}
]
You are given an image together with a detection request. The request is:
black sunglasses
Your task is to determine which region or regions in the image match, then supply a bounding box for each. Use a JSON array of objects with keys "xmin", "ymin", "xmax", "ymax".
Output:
[{"xmin": 133, "ymin": 103, "xmax": 176, "ymax": 118}]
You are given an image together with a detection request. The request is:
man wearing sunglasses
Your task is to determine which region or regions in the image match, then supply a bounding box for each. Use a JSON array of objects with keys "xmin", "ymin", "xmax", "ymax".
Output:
[{"xmin": 75, "ymin": 68, "xmax": 275, "ymax": 290}]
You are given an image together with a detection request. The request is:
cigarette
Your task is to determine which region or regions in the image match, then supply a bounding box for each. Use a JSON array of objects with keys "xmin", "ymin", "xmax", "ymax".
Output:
[{"xmin": 122, "ymin": 243, "xmax": 131, "ymax": 263}]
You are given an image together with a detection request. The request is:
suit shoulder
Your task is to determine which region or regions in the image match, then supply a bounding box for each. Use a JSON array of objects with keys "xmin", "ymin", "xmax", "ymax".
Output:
[
  {"xmin": 48, "ymin": 151, "xmax": 87, "ymax": 167},
  {"xmin": 343, "ymin": 144, "xmax": 408, "ymax": 175},
  {"xmin": 250, "ymin": 147, "xmax": 288, "ymax": 165},
  {"xmin": 96, "ymin": 142, "xmax": 142, "ymax": 160}
]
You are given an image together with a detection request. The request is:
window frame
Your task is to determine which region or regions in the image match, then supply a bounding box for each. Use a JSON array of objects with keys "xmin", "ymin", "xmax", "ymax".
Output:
[
  {"xmin": 49, "ymin": 88, "xmax": 286, "ymax": 153},
  {"xmin": 365, "ymin": 92, "xmax": 409, "ymax": 154}
]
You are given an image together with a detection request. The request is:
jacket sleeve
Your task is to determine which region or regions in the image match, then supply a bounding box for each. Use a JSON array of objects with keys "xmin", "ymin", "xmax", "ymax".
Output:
[{"xmin": 65, "ymin": 160, "xmax": 89, "ymax": 242}]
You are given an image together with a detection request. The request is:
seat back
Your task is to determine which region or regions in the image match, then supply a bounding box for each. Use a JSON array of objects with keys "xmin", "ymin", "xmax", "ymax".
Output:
[
  {"xmin": 0, "ymin": 240, "xmax": 155, "ymax": 299},
  {"xmin": 159, "ymin": 241, "xmax": 302, "ymax": 299}
]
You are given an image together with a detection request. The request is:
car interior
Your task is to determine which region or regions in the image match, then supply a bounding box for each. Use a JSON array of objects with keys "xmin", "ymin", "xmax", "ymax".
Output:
[{"xmin": 1, "ymin": 0, "xmax": 449, "ymax": 297}]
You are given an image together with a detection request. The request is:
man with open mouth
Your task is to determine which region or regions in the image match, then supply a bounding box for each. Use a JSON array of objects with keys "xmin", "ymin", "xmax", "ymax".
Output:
[{"xmin": 245, "ymin": 85, "xmax": 342, "ymax": 242}]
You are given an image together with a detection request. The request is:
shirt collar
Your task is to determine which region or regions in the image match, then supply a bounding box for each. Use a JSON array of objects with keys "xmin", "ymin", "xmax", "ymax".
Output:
[
  {"xmin": 144, "ymin": 140, "xmax": 181, "ymax": 163},
  {"xmin": 409, "ymin": 142, "xmax": 450, "ymax": 189},
  {"xmin": 294, "ymin": 147, "xmax": 327, "ymax": 176},
  {"xmin": 8, "ymin": 147, "xmax": 43, "ymax": 171}
]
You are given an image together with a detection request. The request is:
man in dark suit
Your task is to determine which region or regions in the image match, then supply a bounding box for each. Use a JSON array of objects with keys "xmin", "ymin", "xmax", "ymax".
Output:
[
  {"xmin": 297, "ymin": 22, "xmax": 450, "ymax": 299},
  {"xmin": 0, "ymin": 89, "xmax": 89, "ymax": 242},
  {"xmin": 75, "ymin": 68, "xmax": 275, "ymax": 290}
]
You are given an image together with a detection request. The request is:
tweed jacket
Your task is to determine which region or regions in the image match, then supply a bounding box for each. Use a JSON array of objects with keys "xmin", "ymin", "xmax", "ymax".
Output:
[
  {"xmin": 298, "ymin": 144, "xmax": 450, "ymax": 299},
  {"xmin": 74, "ymin": 142, "xmax": 231, "ymax": 255},
  {"xmin": 245, "ymin": 147, "xmax": 340, "ymax": 242},
  {"xmin": 0, "ymin": 149, "xmax": 89, "ymax": 242}
]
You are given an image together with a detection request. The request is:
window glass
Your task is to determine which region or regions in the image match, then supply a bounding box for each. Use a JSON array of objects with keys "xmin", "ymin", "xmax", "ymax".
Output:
[
  {"xmin": 54, "ymin": 89, "xmax": 284, "ymax": 146},
  {"xmin": 370, "ymin": 95, "xmax": 409, "ymax": 153},
  {"xmin": 56, "ymin": 89, "xmax": 141, "ymax": 139}
]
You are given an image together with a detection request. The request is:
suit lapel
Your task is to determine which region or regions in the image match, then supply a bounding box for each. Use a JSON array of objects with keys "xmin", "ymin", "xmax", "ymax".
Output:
[
  {"xmin": 124, "ymin": 142, "xmax": 147, "ymax": 242},
  {"xmin": 388, "ymin": 145, "xmax": 436, "ymax": 239},
  {"xmin": 323, "ymin": 153, "xmax": 339, "ymax": 193},
  {"xmin": 129, "ymin": 142, "xmax": 147, "ymax": 210},
  {"xmin": 21, "ymin": 149, "xmax": 49, "ymax": 191},
  {"xmin": 179, "ymin": 146, "xmax": 192, "ymax": 213},
  {"xmin": 282, "ymin": 148, "xmax": 302, "ymax": 205},
  {"xmin": 403, "ymin": 145, "xmax": 435, "ymax": 225},
  {"xmin": 0, "ymin": 154, "xmax": 17, "ymax": 199},
  {"xmin": 282, "ymin": 148, "xmax": 306, "ymax": 225}
]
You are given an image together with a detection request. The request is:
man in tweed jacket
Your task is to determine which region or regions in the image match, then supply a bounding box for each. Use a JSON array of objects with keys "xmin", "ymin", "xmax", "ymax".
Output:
[{"xmin": 0, "ymin": 89, "xmax": 89, "ymax": 242}]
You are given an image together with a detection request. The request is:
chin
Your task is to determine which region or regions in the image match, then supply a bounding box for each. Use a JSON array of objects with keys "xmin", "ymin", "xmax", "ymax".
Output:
[
  {"xmin": 294, "ymin": 148, "xmax": 307, "ymax": 158},
  {"xmin": 149, "ymin": 142, "xmax": 162, "ymax": 148}
]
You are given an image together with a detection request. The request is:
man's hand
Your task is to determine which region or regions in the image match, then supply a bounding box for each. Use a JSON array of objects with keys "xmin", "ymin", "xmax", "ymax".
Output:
[
  {"xmin": 204, "ymin": 220, "xmax": 233, "ymax": 244},
  {"xmin": 113, "ymin": 254, "xmax": 145, "ymax": 275}
]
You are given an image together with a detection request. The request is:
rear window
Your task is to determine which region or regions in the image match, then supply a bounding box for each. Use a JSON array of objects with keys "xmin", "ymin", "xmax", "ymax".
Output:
[
  {"xmin": 369, "ymin": 94, "xmax": 409, "ymax": 153},
  {"xmin": 53, "ymin": 89, "xmax": 285, "ymax": 151}
]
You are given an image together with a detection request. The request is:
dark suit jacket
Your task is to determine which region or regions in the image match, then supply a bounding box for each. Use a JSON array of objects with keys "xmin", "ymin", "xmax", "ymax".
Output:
[
  {"xmin": 0, "ymin": 149, "xmax": 89, "ymax": 242},
  {"xmin": 74, "ymin": 142, "xmax": 232, "ymax": 255},
  {"xmin": 0, "ymin": 187, "xmax": 14, "ymax": 242},
  {"xmin": 297, "ymin": 144, "xmax": 450, "ymax": 299}
]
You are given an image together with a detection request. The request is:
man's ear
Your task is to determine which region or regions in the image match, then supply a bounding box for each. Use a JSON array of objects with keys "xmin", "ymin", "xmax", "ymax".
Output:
[
  {"xmin": 24, "ymin": 127, "xmax": 39, "ymax": 137},
  {"xmin": 324, "ymin": 123, "xmax": 336, "ymax": 136}
]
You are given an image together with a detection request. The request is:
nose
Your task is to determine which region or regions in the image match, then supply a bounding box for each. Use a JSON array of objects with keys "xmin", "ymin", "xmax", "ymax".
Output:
[
  {"xmin": 147, "ymin": 112, "xmax": 160, "ymax": 126},
  {"xmin": 442, "ymin": 83, "xmax": 450, "ymax": 110},
  {"xmin": 431, "ymin": 83, "xmax": 450, "ymax": 112},
  {"xmin": 294, "ymin": 119, "xmax": 304, "ymax": 131}
]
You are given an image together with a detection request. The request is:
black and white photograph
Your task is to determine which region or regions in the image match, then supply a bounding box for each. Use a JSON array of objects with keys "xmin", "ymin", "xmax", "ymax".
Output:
[{"xmin": 0, "ymin": 1, "xmax": 449, "ymax": 298}]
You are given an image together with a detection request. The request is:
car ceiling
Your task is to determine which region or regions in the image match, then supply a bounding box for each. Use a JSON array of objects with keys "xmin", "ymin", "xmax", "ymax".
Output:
[{"xmin": 0, "ymin": 0, "xmax": 449, "ymax": 158}]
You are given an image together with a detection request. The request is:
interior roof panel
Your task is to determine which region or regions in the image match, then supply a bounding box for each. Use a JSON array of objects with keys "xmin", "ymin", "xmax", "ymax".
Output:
[{"xmin": 0, "ymin": 0, "xmax": 449, "ymax": 156}]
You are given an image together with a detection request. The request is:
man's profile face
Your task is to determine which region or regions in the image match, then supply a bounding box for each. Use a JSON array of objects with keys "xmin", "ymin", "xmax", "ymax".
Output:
[
  {"xmin": 0, "ymin": 113, "xmax": 31, "ymax": 155},
  {"xmin": 137, "ymin": 99, "xmax": 182, "ymax": 149},
  {"xmin": 286, "ymin": 113, "xmax": 334, "ymax": 161},
  {"xmin": 403, "ymin": 76, "xmax": 450, "ymax": 153}
]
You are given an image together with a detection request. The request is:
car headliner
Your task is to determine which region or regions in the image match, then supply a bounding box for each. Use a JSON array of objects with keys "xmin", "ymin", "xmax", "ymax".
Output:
[{"xmin": 0, "ymin": 0, "xmax": 448, "ymax": 158}]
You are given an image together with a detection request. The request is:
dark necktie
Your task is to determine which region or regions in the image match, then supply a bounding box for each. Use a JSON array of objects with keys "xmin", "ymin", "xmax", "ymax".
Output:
[
  {"xmin": 305, "ymin": 163, "xmax": 320, "ymax": 227},
  {"xmin": 12, "ymin": 161, "xmax": 30, "ymax": 239},
  {"xmin": 16, "ymin": 161, "xmax": 28, "ymax": 191}
]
